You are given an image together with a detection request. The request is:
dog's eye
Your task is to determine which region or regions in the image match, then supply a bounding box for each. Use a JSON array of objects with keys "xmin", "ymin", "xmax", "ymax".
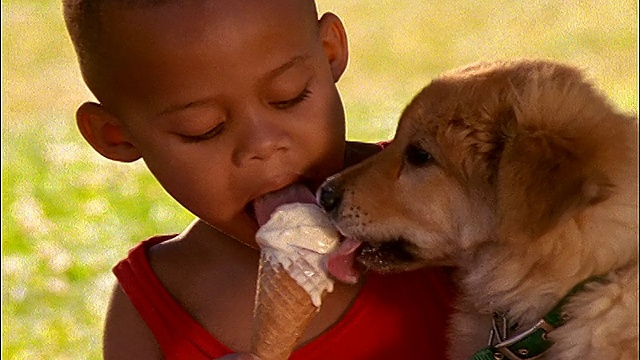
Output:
[{"xmin": 405, "ymin": 143, "xmax": 433, "ymax": 167}]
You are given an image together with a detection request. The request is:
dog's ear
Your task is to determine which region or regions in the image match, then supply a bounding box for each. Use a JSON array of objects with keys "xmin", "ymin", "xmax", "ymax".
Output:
[{"xmin": 495, "ymin": 111, "xmax": 613, "ymax": 240}]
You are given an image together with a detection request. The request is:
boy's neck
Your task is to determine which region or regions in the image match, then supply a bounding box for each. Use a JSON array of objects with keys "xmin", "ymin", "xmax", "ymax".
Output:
[{"xmin": 182, "ymin": 218, "xmax": 261, "ymax": 251}]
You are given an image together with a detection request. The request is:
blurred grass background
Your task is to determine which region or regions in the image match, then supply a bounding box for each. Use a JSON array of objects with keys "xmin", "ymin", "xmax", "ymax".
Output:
[{"xmin": 2, "ymin": 0, "xmax": 637, "ymax": 358}]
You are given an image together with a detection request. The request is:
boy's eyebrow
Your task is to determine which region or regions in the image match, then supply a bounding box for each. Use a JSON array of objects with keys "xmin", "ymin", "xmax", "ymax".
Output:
[
  {"xmin": 264, "ymin": 54, "xmax": 310, "ymax": 79},
  {"xmin": 157, "ymin": 97, "xmax": 217, "ymax": 117}
]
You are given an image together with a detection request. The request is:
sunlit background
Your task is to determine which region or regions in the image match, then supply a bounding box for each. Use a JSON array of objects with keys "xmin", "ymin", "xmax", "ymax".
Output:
[{"xmin": 2, "ymin": 0, "xmax": 637, "ymax": 358}]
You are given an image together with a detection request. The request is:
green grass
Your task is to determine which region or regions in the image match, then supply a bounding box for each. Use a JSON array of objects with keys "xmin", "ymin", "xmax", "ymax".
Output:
[{"xmin": 2, "ymin": 0, "xmax": 637, "ymax": 358}]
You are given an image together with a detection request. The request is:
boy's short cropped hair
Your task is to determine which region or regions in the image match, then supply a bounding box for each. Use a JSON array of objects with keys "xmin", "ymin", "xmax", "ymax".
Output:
[
  {"xmin": 63, "ymin": 0, "xmax": 319, "ymax": 102},
  {"xmin": 63, "ymin": 0, "xmax": 131, "ymax": 99}
]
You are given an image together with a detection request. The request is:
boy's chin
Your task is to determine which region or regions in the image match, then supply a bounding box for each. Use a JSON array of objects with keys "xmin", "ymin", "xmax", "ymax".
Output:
[
  {"xmin": 227, "ymin": 217, "xmax": 261, "ymax": 249},
  {"xmin": 245, "ymin": 202, "xmax": 258, "ymax": 225}
]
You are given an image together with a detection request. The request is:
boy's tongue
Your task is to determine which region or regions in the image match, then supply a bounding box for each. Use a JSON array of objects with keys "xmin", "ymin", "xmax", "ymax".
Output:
[
  {"xmin": 252, "ymin": 183, "xmax": 363, "ymax": 284},
  {"xmin": 253, "ymin": 183, "xmax": 317, "ymax": 226}
]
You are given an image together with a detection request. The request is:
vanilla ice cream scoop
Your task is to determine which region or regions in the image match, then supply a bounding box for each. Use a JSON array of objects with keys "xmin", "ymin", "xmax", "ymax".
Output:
[{"xmin": 256, "ymin": 202, "xmax": 340, "ymax": 306}]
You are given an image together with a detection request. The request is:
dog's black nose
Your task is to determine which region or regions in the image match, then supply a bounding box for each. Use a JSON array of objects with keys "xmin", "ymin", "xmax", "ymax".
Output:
[{"xmin": 318, "ymin": 183, "xmax": 343, "ymax": 213}]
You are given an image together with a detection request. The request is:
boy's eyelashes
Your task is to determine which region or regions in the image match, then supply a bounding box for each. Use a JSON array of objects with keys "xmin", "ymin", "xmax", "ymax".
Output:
[
  {"xmin": 269, "ymin": 88, "xmax": 312, "ymax": 110},
  {"xmin": 180, "ymin": 123, "xmax": 225, "ymax": 143},
  {"xmin": 177, "ymin": 88, "xmax": 312, "ymax": 143}
]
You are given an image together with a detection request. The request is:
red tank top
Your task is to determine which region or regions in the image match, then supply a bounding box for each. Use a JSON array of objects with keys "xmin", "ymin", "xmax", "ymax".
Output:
[{"xmin": 113, "ymin": 236, "xmax": 454, "ymax": 359}]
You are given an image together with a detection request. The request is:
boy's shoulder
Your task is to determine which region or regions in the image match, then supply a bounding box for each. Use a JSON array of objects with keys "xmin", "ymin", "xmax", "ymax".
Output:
[
  {"xmin": 111, "ymin": 220, "xmax": 259, "ymax": 351},
  {"xmin": 145, "ymin": 220, "xmax": 259, "ymax": 344},
  {"xmin": 147, "ymin": 219, "xmax": 260, "ymax": 297}
]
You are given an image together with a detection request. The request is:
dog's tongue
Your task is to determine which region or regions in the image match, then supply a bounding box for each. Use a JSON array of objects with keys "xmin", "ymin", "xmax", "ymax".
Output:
[
  {"xmin": 253, "ymin": 183, "xmax": 317, "ymax": 226},
  {"xmin": 325, "ymin": 237, "xmax": 362, "ymax": 284}
]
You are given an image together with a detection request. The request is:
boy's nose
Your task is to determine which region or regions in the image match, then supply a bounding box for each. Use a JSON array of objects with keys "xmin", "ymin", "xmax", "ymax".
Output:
[{"xmin": 233, "ymin": 116, "xmax": 290, "ymax": 165}]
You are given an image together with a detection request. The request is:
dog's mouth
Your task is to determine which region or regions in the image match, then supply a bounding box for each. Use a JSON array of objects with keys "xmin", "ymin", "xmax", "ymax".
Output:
[
  {"xmin": 357, "ymin": 239, "xmax": 418, "ymax": 273},
  {"xmin": 326, "ymin": 237, "xmax": 419, "ymax": 283}
]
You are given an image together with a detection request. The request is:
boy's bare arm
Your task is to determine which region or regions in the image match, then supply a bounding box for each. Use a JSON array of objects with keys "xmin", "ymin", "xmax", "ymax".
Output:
[{"xmin": 103, "ymin": 284, "xmax": 164, "ymax": 360}]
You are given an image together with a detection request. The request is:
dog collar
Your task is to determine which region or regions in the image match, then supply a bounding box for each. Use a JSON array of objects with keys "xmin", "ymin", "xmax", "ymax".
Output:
[{"xmin": 468, "ymin": 276, "xmax": 603, "ymax": 360}]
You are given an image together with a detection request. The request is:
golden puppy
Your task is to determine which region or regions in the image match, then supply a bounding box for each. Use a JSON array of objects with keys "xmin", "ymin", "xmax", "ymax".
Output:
[{"xmin": 319, "ymin": 60, "xmax": 638, "ymax": 359}]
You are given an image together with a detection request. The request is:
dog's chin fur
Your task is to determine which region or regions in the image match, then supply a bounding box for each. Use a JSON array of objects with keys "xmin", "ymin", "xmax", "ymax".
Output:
[{"xmin": 324, "ymin": 59, "xmax": 638, "ymax": 359}]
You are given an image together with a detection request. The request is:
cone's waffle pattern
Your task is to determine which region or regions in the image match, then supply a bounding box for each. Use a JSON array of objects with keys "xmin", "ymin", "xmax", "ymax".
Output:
[
  {"xmin": 261, "ymin": 246, "xmax": 333, "ymax": 307},
  {"xmin": 251, "ymin": 254, "xmax": 321, "ymax": 360}
]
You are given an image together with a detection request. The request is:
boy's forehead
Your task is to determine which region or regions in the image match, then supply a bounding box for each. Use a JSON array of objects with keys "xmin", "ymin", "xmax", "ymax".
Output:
[
  {"xmin": 99, "ymin": 0, "xmax": 319, "ymax": 50},
  {"xmin": 103, "ymin": 0, "xmax": 317, "ymax": 23},
  {"xmin": 91, "ymin": 0, "xmax": 320, "ymax": 110},
  {"xmin": 209, "ymin": 0, "xmax": 316, "ymax": 14},
  {"xmin": 99, "ymin": 0, "xmax": 320, "ymax": 64}
]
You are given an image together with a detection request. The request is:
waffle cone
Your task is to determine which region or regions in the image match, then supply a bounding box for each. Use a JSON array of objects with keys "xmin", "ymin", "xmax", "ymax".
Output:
[{"xmin": 250, "ymin": 252, "xmax": 321, "ymax": 360}]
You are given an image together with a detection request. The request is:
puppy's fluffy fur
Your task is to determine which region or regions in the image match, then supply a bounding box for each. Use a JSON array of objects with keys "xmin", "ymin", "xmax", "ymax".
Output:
[{"xmin": 322, "ymin": 60, "xmax": 638, "ymax": 359}]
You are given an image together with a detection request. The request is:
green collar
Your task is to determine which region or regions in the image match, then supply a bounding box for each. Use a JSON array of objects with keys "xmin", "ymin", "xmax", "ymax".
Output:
[{"xmin": 469, "ymin": 276, "xmax": 603, "ymax": 360}]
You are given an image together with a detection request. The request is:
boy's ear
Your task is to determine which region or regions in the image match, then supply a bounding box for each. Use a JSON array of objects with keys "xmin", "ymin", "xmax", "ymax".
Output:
[
  {"xmin": 318, "ymin": 12, "xmax": 349, "ymax": 82},
  {"xmin": 76, "ymin": 102, "xmax": 142, "ymax": 162}
]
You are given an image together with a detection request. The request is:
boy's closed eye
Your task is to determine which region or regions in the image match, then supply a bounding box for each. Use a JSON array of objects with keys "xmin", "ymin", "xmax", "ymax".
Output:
[
  {"xmin": 181, "ymin": 122, "xmax": 226, "ymax": 143},
  {"xmin": 178, "ymin": 86, "xmax": 313, "ymax": 143},
  {"xmin": 269, "ymin": 87, "xmax": 312, "ymax": 110},
  {"xmin": 161, "ymin": 106, "xmax": 227, "ymax": 143}
]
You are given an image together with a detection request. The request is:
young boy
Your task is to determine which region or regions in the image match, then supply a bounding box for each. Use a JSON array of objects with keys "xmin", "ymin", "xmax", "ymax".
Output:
[{"xmin": 63, "ymin": 0, "xmax": 454, "ymax": 359}]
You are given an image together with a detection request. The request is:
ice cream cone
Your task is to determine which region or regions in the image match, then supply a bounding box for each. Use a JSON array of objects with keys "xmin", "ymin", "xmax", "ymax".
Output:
[
  {"xmin": 250, "ymin": 184, "xmax": 340, "ymax": 360},
  {"xmin": 250, "ymin": 252, "xmax": 322, "ymax": 360}
]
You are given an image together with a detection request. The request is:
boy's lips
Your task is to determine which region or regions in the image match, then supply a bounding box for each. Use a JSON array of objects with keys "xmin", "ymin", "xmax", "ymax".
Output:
[
  {"xmin": 252, "ymin": 183, "xmax": 317, "ymax": 226},
  {"xmin": 244, "ymin": 175, "xmax": 302, "ymax": 222},
  {"xmin": 245, "ymin": 175, "xmax": 320, "ymax": 224}
]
